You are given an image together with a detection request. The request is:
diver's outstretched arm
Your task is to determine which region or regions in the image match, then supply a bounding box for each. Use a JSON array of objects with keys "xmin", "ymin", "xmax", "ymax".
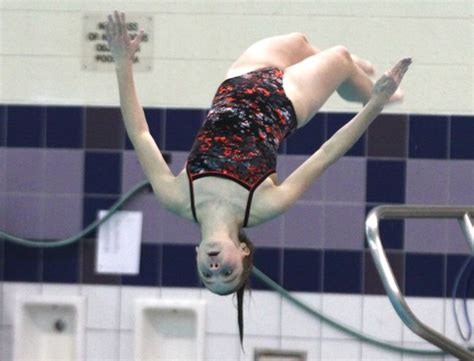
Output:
[
  {"xmin": 107, "ymin": 11, "xmax": 185, "ymax": 208},
  {"xmin": 259, "ymin": 58, "xmax": 412, "ymax": 219}
]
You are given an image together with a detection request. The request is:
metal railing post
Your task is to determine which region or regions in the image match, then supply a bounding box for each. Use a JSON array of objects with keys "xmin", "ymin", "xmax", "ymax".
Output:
[{"xmin": 365, "ymin": 205, "xmax": 474, "ymax": 361}]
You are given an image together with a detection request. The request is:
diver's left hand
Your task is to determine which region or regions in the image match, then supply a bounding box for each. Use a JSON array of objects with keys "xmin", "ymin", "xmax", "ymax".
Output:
[
  {"xmin": 372, "ymin": 57, "xmax": 412, "ymax": 105},
  {"xmin": 105, "ymin": 10, "xmax": 144, "ymax": 67}
]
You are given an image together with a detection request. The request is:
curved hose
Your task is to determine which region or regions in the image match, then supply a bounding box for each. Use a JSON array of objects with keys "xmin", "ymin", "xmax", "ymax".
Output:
[
  {"xmin": 452, "ymin": 255, "xmax": 473, "ymax": 341},
  {"xmin": 1, "ymin": 179, "xmax": 473, "ymax": 356},
  {"xmin": 0, "ymin": 180, "xmax": 151, "ymax": 248}
]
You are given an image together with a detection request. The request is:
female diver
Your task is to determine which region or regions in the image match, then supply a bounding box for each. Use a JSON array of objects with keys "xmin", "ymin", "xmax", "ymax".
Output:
[{"xmin": 106, "ymin": 11, "xmax": 411, "ymax": 344}]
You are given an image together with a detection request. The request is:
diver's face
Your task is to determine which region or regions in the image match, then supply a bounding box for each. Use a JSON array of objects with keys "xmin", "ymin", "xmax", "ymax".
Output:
[{"xmin": 196, "ymin": 240, "xmax": 250, "ymax": 295}]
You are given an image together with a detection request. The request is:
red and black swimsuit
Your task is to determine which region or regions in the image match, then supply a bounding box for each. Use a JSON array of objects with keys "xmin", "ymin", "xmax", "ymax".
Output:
[{"xmin": 186, "ymin": 67, "xmax": 298, "ymax": 227}]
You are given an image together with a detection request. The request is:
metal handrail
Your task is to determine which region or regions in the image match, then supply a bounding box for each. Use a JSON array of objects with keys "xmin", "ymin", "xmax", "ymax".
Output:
[{"xmin": 365, "ymin": 205, "xmax": 474, "ymax": 361}]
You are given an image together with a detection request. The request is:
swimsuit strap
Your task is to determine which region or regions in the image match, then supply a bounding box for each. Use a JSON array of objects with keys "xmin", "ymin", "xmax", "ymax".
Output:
[
  {"xmin": 243, "ymin": 171, "xmax": 275, "ymax": 227},
  {"xmin": 186, "ymin": 166, "xmax": 199, "ymax": 223},
  {"xmin": 186, "ymin": 166, "xmax": 275, "ymax": 227},
  {"xmin": 243, "ymin": 190, "xmax": 254, "ymax": 227}
]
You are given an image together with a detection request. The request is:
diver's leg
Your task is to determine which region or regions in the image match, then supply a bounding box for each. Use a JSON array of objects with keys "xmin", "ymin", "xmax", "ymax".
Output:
[
  {"xmin": 225, "ymin": 32, "xmax": 317, "ymax": 79},
  {"xmin": 282, "ymin": 46, "xmax": 404, "ymax": 127}
]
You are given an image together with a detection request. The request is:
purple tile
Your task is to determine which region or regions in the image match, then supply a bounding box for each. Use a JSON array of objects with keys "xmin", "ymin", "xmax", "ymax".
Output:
[
  {"xmin": 324, "ymin": 204, "xmax": 365, "ymax": 250},
  {"xmin": 44, "ymin": 150, "xmax": 84, "ymax": 194},
  {"xmin": 279, "ymin": 155, "xmax": 323, "ymax": 201},
  {"xmin": 0, "ymin": 149, "xmax": 5, "ymax": 191},
  {"xmin": 324, "ymin": 157, "xmax": 366, "ymax": 202},
  {"xmin": 406, "ymin": 160, "xmax": 450, "ymax": 204},
  {"xmin": 6, "ymin": 149, "xmax": 44, "ymax": 193},
  {"xmin": 122, "ymin": 151, "xmax": 147, "ymax": 192},
  {"xmin": 283, "ymin": 203, "xmax": 324, "ymax": 249},
  {"xmin": 449, "ymin": 161, "xmax": 474, "ymax": 205},
  {"xmin": 168, "ymin": 151, "xmax": 188, "ymax": 176},
  {"xmin": 39, "ymin": 195, "xmax": 83, "ymax": 239},
  {"xmin": 275, "ymin": 155, "xmax": 287, "ymax": 178},
  {"xmin": 0, "ymin": 194, "xmax": 6, "ymax": 229},
  {"xmin": 123, "ymin": 192, "xmax": 164, "ymax": 243},
  {"xmin": 246, "ymin": 216, "xmax": 283, "ymax": 248},
  {"xmin": 122, "ymin": 151, "xmax": 189, "ymax": 193},
  {"xmin": 404, "ymin": 219, "xmax": 448, "ymax": 253},
  {"xmin": 5, "ymin": 194, "xmax": 42, "ymax": 238},
  {"xmin": 367, "ymin": 113, "xmax": 408, "ymax": 157},
  {"xmin": 446, "ymin": 220, "xmax": 473, "ymax": 254},
  {"xmin": 160, "ymin": 210, "xmax": 200, "ymax": 245}
]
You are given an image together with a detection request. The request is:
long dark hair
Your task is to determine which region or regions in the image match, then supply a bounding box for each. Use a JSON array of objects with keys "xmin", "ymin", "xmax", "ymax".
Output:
[{"xmin": 236, "ymin": 230, "xmax": 255, "ymax": 347}]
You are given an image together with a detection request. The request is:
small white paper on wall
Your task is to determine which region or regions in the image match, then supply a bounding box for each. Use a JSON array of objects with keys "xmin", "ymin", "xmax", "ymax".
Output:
[
  {"xmin": 82, "ymin": 12, "xmax": 153, "ymax": 72},
  {"xmin": 96, "ymin": 210, "xmax": 143, "ymax": 274}
]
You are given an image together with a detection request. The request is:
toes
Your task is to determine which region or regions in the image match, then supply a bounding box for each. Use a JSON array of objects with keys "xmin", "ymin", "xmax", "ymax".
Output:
[
  {"xmin": 389, "ymin": 88, "xmax": 404, "ymax": 104},
  {"xmin": 352, "ymin": 55, "xmax": 375, "ymax": 76}
]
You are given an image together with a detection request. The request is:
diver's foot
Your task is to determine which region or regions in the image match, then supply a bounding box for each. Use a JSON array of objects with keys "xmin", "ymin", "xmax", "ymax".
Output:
[{"xmin": 352, "ymin": 55, "xmax": 375, "ymax": 76}]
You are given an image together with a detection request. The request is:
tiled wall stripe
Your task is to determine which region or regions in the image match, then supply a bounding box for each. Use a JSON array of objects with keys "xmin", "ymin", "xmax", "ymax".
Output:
[
  {"xmin": 1, "ymin": 104, "xmax": 473, "ymax": 298},
  {"xmin": 450, "ymin": 115, "xmax": 474, "ymax": 160},
  {"xmin": 409, "ymin": 115, "xmax": 449, "ymax": 159},
  {"xmin": 0, "ymin": 105, "xmax": 471, "ymax": 159},
  {"xmin": 2, "ymin": 239, "xmax": 473, "ymax": 298},
  {"xmin": 0, "ymin": 107, "xmax": 6, "ymax": 147}
]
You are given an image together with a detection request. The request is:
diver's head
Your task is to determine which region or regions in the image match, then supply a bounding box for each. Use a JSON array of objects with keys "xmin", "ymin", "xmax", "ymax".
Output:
[
  {"xmin": 195, "ymin": 234, "xmax": 253, "ymax": 295},
  {"xmin": 196, "ymin": 231, "xmax": 255, "ymax": 347}
]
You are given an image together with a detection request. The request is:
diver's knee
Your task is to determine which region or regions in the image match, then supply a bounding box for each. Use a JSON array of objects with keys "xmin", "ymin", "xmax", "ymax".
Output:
[
  {"xmin": 329, "ymin": 45, "xmax": 353, "ymax": 64},
  {"xmin": 287, "ymin": 32, "xmax": 310, "ymax": 45}
]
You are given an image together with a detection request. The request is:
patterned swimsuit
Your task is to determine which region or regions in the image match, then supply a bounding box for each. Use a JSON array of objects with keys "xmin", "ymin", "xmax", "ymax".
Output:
[{"xmin": 186, "ymin": 67, "xmax": 298, "ymax": 227}]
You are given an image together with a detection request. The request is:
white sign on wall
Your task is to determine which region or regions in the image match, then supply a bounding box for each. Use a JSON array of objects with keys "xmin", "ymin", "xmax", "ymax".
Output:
[
  {"xmin": 82, "ymin": 13, "xmax": 153, "ymax": 72},
  {"xmin": 96, "ymin": 210, "xmax": 143, "ymax": 275}
]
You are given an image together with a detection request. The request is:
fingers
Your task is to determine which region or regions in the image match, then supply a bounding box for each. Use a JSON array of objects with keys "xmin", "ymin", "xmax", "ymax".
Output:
[
  {"xmin": 107, "ymin": 10, "xmax": 126, "ymax": 37},
  {"xmin": 106, "ymin": 11, "xmax": 145, "ymax": 47},
  {"xmin": 396, "ymin": 57, "xmax": 412, "ymax": 81},
  {"xmin": 113, "ymin": 10, "xmax": 124, "ymax": 36},
  {"xmin": 133, "ymin": 29, "xmax": 145, "ymax": 45},
  {"xmin": 386, "ymin": 57, "xmax": 412, "ymax": 84}
]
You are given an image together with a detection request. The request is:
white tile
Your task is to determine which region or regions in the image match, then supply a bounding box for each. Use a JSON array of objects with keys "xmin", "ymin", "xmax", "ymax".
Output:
[
  {"xmin": 82, "ymin": 285, "xmax": 120, "ymax": 330},
  {"xmin": 0, "ymin": 3, "xmax": 472, "ymax": 115},
  {"xmin": 402, "ymin": 296, "xmax": 445, "ymax": 343},
  {"xmin": 206, "ymin": 334, "xmax": 240, "ymax": 361},
  {"xmin": 202, "ymin": 289, "xmax": 239, "ymax": 335},
  {"xmin": 86, "ymin": 329, "xmax": 120, "ymax": 361},
  {"xmin": 244, "ymin": 291, "xmax": 281, "ymax": 337},
  {"xmin": 239, "ymin": 335, "xmax": 280, "ymax": 361},
  {"xmin": 320, "ymin": 339, "xmax": 361, "ymax": 361},
  {"xmin": 362, "ymin": 295, "xmax": 403, "ymax": 342},
  {"xmin": 361, "ymin": 342, "xmax": 402, "ymax": 361},
  {"xmin": 119, "ymin": 330, "xmax": 134, "ymax": 361},
  {"xmin": 120, "ymin": 286, "xmax": 158, "ymax": 330},
  {"xmin": 2, "ymin": 11, "xmax": 81, "ymax": 55},
  {"xmin": 399, "ymin": 64, "xmax": 473, "ymax": 115},
  {"xmin": 0, "ymin": 326, "xmax": 13, "ymax": 361},
  {"xmin": 321, "ymin": 293, "xmax": 363, "ymax": 340},
  {"xmin": 160, "ymin": 287, "xmax": 202, "ymax": 300},
  {"xmin": 153, "ymin": 13, "xmax": 471, "ymax": 66},
  {"xmin": 1, "ymin": 55, "xmax": 471, "ymax": 116},
  {"xmin": 26, "ymin": 0, "xmax": 465, "ymax": 18},
  {"xmin": 41, "ymin": 283, "xmax": 81, "ymax": 296},
  {"xmin": 2, "ymin": 1, "xmax": 83, "ymax": 11},
  {"xmin": 2, "ymin": 56, "xmax": 90, "ymax": 105},
  {"xmin": 444, "ymin": 296, "xmax": 474, "ymax": 346},
  {"xmin": 281, "ymin": 337, "xmax": 321, "ymax": 361},
  {"xmin": 281, "ymin": 292, "xmax": 322, "ymax": 338},
  {"xmin": 0, "ymin": 285, "xmax": 2, "ymax": 328},
  {"xmin": 400, "ymin": 341, "xmax": 445, "ymax": 361},
  {"xmin": 2, "ymin": 282, "xmax": 41, "ymax": 326}
]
